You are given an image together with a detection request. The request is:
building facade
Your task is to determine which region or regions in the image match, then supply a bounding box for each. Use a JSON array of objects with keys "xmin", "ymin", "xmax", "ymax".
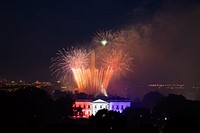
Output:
[
  {"xmin": 73, "ymin": 99, "xmax": 92, "ymax": 118},
  {"xmin": 108, "ymin": 100, "xmax": 131, "ymax": 113},
  {"xmin": 91, "ymin": 99, "xmax": 109, "ymax": 115},
  {"xmin": 73, "ymin": 98, "xmax": 131, "ymax": 118}
]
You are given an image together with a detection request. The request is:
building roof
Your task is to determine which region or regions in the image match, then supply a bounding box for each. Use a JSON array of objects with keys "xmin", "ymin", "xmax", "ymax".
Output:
[
  {"xmin": 75, "ymin": 99, "xmax": 93, "ymax": 102},
  {"xmin": 92, "ymin": 99, "xmax": 107, "ymax": 103}
]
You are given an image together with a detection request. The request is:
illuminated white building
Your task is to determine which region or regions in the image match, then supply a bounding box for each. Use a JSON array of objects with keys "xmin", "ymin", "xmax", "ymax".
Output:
[
  {"xmin": 91, "ymin": 99, "xmax": 108, "ymax": 115},
  {"xmin": 108, "ymin": 100, "xmax": 131, "ymax": 113},
  {"xmin": 73, "ymin": 99, "xmax": 92, "ymax": 118},
  {"xmin": 73, "ymin": 98, "xmax": 131, "ymax": 118}
]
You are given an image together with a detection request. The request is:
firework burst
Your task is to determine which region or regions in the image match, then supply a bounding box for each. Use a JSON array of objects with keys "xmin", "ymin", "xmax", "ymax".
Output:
[
  {"xmin": 92, "ymin": 30, "xmax": 115, "ymax": 49},
  {"xmin": 51, "ymin": 29, "xmax": 134, "ymax": 96},
  {"xmin": 99, "ymin": 49, "xmax": 133, "ymax": 78},
  {"xmin": 50, "ymin": 47, "xmax": 90, "ymax": 82}
]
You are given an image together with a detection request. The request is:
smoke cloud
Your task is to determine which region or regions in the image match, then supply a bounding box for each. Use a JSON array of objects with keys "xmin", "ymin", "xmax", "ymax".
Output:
[{"xmin": 128, "ymin": 1, "xmax": 200, "ymax": 83}]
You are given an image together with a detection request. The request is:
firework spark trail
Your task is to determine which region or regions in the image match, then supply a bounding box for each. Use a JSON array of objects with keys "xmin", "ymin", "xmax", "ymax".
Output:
[
  {"xmin": 50, "ymin": 48, "xmax": 90, "ymax": 82},
  {"xmin": 99, "ymin": 49, "xmax": 133, "ymax": 79},
  {"xmin": 72, "ymin": 68, "xmax": 85, "ymax": 92},
  {"xmin": 98, "ymin": 67, "xmax": 114, "ymax": 96},
  {"xmin": 88, "ymin": 68, "xmax": 99, "ymax": 94},
  {"xmin": 51, "ymin": 29, "xmax": 134, "ymax": 96},
  {"xmin": 50, "ymin": 49, "xmax": 69, "ymax": 81}
]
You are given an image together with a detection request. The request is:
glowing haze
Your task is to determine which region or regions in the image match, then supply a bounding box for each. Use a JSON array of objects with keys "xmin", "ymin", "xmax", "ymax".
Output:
[{"xmin": 50, "ymin": 30, "xmax": 134, "ymax": 96}]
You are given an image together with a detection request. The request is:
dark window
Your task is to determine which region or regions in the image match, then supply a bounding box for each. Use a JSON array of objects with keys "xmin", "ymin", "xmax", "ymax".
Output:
[{"xmin": 116, "ymin": 105, "xmax": 119, "ymax": 109}]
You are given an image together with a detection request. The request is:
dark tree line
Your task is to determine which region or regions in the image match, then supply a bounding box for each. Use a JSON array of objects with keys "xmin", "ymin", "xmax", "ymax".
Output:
[
  {"xmin": 0, "ymin": 87, "xmax": 74, "ymax": 133},
  {"xmin": 0, "ymin": 87, "xmax": 199, "ymax": 133}
]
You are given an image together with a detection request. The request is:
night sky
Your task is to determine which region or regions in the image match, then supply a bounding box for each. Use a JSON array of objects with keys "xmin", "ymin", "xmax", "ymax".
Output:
[{"xmin": 1, "ymin": 0, "xmax": 200, "ymax": 83}]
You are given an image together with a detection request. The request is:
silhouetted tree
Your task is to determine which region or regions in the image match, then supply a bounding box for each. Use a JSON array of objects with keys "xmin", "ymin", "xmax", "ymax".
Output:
[
  {"xmin": 132, "ymin": 97, "xmax": 144, "ymax": 108},
  {"xmin": 54, "ymin": 96, "xmax": 74, "ymax": 121},
  {"xmin": 143, "ymin": 91, "xmax": 164, "ymax": 110},
  {"xmin": 162, "ymin": 111, "xmax": 200, "ymax": 133},
  {"xmin": 153, "ymin": 94, "xmax": 200, "ymax": 129},
  {"xmin": 88, "ymin": 109, "xmax": 126, "ymax": 133},
  {"xmin": 153, "ymin": 94, "xmax": 188, "ymax": 117},
  {"xmin": 73, "ymin": 106, "xmax": 83, "ymax": 117},
  {"xmin": 123, "ymin": 106, "xmax": 152, "ymax": 127},
  {"xmin": 123, "ymin": 106, "xmax": 159, "ymax": 133},
  {"xmin": 0, "ymin": 86, "xmax": 75, "ymax": 133}
]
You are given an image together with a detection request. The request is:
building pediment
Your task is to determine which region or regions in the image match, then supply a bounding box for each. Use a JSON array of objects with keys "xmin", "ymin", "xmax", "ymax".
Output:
[{"xmin": 92, "ymin": 99, "xmax": 107, "ymax": 103}]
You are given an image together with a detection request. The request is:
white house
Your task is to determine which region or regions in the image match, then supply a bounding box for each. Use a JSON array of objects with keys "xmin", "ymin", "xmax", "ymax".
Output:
[
  {"xmin": 91, "ymin": 99, "xmax": 108, "ymax": 115},
  {"xmin": 73, "ymin": 98, "xmax": 131, "ymax": 118},
  {"xmin": 108, "ymin": 100, "xmax": 131, "ymax": 113}
]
